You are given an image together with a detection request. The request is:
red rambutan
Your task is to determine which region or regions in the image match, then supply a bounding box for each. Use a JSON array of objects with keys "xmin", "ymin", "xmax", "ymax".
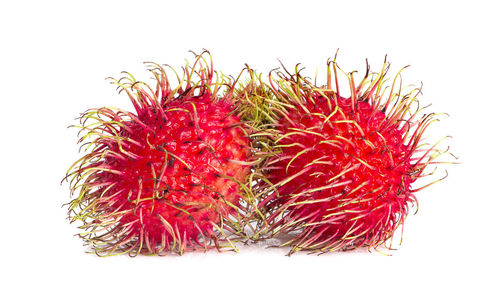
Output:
[
  {"xmin": 251, "ymin": 57, "xmax": 450, "ymax": 254},
  {"xmin": 65, "ymin": 52, "xmax": 260, "ymax": 255}
]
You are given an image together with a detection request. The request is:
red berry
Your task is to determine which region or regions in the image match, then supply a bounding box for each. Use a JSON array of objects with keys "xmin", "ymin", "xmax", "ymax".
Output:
[
  {"xmin": 66, "ymin": 53, "xmax": 253, "ymax": 255},
  {"xmin": 254, "ymin": 58, "xmax": 448, "ymax": 254}
]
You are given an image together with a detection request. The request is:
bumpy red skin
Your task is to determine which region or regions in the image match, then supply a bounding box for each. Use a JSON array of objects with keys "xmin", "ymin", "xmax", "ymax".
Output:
[
  {"xmin": 96, "ymin": 94, "xmax": 249, "ymax": 250},
  {"xmin": 268, "ymin": 95, "xmax": 415, "ymax": 249}
]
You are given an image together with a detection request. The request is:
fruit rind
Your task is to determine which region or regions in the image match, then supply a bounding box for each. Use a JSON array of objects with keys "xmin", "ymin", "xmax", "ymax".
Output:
[
  {"xmin": 245, "ymin": 56, "xmax": 451, "ymax": 255},
  {"xmin": 64, "ymin": 52, "xmax": 267, "ymax": 256}
]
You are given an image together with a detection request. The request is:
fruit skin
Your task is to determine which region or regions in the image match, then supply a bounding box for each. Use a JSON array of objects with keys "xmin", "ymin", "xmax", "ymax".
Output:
[
  {"xmin": 65, "ymin": 52, "xmax": 257, "ymax": 256},
  {"xmin": 251, "ymin": 58, "xmax": 448, "ymax": 254}
]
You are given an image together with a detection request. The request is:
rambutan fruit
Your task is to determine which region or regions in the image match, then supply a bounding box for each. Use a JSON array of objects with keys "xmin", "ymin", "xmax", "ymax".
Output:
[
  {"xmin": 251, "ymin": 57, "xmax": 451, "ymax": 254},
  {"xmin": 65, "ymin": 52, "xmax": 263, "ymax": 256}
]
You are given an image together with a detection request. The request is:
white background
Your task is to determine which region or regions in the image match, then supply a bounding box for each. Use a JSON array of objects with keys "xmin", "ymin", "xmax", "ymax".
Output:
[{"xmin": 1, "ymin": 0, "xmax": 498, "ymax": 304}]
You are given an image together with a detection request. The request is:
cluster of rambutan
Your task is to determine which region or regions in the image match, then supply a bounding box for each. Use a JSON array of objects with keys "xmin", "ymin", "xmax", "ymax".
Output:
[{"xmin": 64, "ymin": 51, "xmax": 450, "ymax": 256}]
